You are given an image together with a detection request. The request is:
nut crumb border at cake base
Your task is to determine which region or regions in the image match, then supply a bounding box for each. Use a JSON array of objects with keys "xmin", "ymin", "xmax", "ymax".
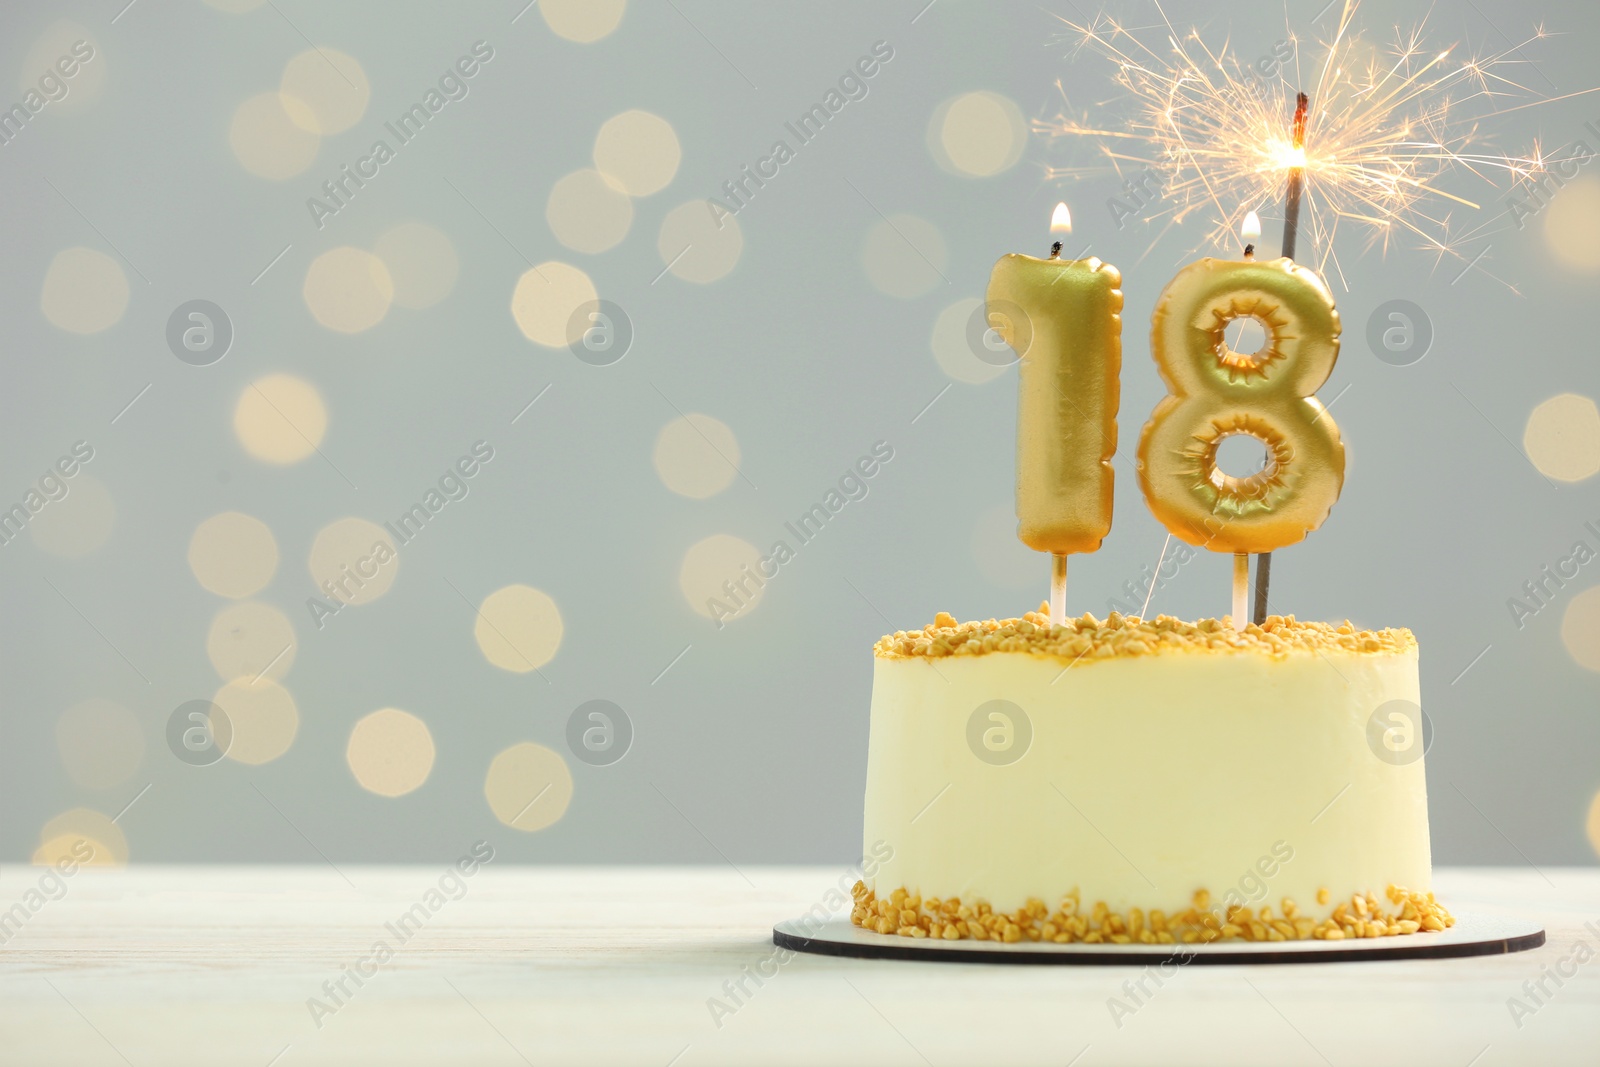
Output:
[{"xmin": 848, "ymin": 881, "xmax": 1454, "ymax": 944}]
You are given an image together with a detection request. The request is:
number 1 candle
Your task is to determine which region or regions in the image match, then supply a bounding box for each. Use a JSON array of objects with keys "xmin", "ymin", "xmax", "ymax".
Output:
[{"xmin": 986, "ymin": 204, "xmax": 1122, "ymax": 625}]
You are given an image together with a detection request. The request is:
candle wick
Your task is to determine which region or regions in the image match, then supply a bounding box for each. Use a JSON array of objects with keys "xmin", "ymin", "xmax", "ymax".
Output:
[
  {"xmin": 1243, "ymin": 243, "xmax": 1255, "ymax": 259},
  {"xmin": 1048, "ymin": 241, "xmax": 1063, "ymax": 260}
]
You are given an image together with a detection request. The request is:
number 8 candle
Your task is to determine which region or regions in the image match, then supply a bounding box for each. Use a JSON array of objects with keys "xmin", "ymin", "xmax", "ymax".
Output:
[
  {"xmin": 1137, "ymin": 253, "xmax": 1345, "ymax": 624},
  {"xmin": 986, "ymin": 204, "xmax": 1122, "ymax": 625}
]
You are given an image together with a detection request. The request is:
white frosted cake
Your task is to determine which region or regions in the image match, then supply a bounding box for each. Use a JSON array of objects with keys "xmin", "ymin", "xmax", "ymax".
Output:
[{"xmin": 854, "ymin": 608, "xmax": 1454, "ymax": 944}]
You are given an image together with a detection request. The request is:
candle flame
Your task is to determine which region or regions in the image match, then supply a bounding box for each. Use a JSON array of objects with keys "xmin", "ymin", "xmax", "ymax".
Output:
[
  {"xmin": 1050, "ymin": 202, "xmax": 1072, "ymax": 234},
  {"xmin": 1242, "ymin": 211, "xmax": 1261, "ymax": 242}
]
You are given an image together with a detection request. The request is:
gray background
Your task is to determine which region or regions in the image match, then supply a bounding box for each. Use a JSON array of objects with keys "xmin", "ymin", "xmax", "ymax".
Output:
[{"xmin": 1, "ymin": 0, "xmax": 1595, "ymax": 869}]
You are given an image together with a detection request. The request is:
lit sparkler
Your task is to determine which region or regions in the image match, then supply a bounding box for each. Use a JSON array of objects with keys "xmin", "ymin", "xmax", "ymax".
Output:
[{"xmin": 1040, "ymin": 0, "xmax": 1589, "ymax": 288}]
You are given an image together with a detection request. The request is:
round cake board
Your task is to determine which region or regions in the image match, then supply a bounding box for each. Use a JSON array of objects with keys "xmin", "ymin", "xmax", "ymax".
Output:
[{"xmin": 773, "ymin": 913, "xmax": 1544, "ymax": 965}]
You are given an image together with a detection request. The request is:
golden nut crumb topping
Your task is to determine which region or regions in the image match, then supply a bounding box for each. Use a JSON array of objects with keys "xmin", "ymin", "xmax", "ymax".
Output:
[
  {"xmin": 849, "ymin": 881, "xmax": 1454, "ymax": 944},
  {"xmin": 874, "ymin": 605, "xmax": 1416, "ymax": 662}
]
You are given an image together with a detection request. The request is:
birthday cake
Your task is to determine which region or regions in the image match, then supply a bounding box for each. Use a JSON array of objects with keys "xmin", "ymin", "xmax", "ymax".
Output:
[
  {"xmin": 844, "ymin": 181, "xmax": 1457, "ymax": 945},
  {"xmin": 852, "ymin": 608, "xmax": 1454, "ymax": 943}
]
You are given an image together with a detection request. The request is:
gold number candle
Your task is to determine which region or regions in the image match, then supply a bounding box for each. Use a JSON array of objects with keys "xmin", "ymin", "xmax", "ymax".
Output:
[
  {"xmin": 1137, "ymin": 256, "xmax": 1344, "ymax": 556},
  {"xmin": 986, "ymin": 245, "xmax": 1122, "ymax": 561}
]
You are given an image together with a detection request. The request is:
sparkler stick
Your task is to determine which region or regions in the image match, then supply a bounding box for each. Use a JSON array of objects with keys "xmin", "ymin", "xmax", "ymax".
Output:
[
  {"xmin": 1281, "ymin": 92, "xmax": 1309, "ymax": 260},
  {"xmin": 1253, "ymin": 91, "xmax": 1310, "ymax": 627}
]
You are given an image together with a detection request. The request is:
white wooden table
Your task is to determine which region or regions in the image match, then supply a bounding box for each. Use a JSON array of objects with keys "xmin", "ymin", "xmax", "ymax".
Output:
[{"xmin": 1, "ymin": 866, "xmax": 1595, "ymax": 1066}]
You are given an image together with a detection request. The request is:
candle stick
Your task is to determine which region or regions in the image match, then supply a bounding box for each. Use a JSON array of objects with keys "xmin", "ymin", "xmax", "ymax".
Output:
[
  {"xmin": 1050, "ymin": 552, "xmax": 1068, "ymax": 626},
  {"xmin": 1254, "ymin": 92, "xmax": 1310, "ymax": 625},
  {"xmin": 1232, "ymin": 551, "xmax": 1249, "ymax": 631},
  {"xmin": 987, "ymin": 203, "xmax": 1123, "ymax": 628},
  {"xmin": 1044, "ymin": 235, "xmax": 1068, "ymax": 627}
]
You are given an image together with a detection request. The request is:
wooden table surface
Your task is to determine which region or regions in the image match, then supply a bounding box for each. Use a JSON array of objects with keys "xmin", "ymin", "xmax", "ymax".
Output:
[{"xmin": 0, "ymin": 865, "xmax": 1595, "ymax": 1066}]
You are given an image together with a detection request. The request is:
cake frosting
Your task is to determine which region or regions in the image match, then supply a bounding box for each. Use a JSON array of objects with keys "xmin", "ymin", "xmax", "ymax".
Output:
[{"xmin": 856, "ymin": 607, "xmax": 1452, "ymax": 943}]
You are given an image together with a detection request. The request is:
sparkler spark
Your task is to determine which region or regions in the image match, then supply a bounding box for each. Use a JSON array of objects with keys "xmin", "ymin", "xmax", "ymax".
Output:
[{"xmin": 1040, "ymin": 0, "xmax": 1588, "ymax": 289}]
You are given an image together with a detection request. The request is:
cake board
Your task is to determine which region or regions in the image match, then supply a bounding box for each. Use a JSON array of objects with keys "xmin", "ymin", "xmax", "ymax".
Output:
[{"xmin": 773, "ymin": 914, "xmax": 1544, "ymax": 965}]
